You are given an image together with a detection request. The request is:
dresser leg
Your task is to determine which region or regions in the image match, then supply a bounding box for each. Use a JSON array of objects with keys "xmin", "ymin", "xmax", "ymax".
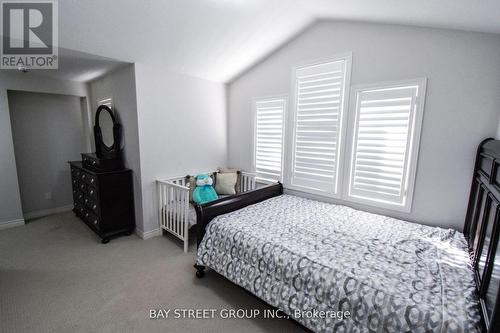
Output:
[
  {"xmin": 194, "ymin": 264, "xmax": 205, "ymax": 278},
  {"xmin": 101, "ymin": 238, "xmax": 110, "ymax": 244}
]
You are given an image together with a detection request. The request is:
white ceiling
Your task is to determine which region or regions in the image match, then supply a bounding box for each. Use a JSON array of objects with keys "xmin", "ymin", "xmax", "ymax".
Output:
[{"xmin": 29, "ymin": 0, "xmax": 500, "ymax": 82}]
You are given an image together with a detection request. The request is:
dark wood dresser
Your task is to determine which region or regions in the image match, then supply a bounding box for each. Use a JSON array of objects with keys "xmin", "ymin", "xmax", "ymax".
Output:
[{"xmin": 69, "ymin": 161, "xmax": 135, "ymax": 243}]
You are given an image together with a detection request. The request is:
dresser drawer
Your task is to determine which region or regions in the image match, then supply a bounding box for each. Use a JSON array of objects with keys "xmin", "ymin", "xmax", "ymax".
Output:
[
  {"xmin": 71, "ymin": 167, "xmax": 81, "ymax": 179},
  {"xmin": 88, "ymin": 212, "xmax": 100, "ymax": 229},
  {"xmin": 82, "ymin": 154, "xmax": 99, "ymax": 169},
  {"xmin": 73, "ymin": 189, "xmax": 84, "ymax": 203},
  {"xmin": 86, "ymin": 198, "xmax": 99, "ymax": 215},
  {"xmin": 87, "ymin": 186, "xmax": 98, "ymax": 200},
  {"xmin": 75, "ymin": 202, "xmax": 85, "ymax": 217},
  {"xmin": 83, "ymin": 209, "xmax": 100, "ymax": 230},
  {"xmin": 82, "ymin": 209, "xmax": 92, "ymax": 223},
  {"xmin": 80, "ymin": 171, "xmax": 97, "ymax": 186}
]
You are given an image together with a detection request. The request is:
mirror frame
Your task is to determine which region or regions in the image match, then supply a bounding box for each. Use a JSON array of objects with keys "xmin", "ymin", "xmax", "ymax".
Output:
[{"xmin": 94, "ymin": 105, "xmax": 122, "ymax": 159}]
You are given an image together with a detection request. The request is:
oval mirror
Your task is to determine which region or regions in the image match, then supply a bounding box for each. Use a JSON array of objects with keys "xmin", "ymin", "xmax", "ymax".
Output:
[{"xmin": 98, "ymin": 109, "xmax": 115, "ymax": 148}]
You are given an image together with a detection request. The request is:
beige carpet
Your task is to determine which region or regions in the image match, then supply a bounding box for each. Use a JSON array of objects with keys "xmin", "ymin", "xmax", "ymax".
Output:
[{"xmin": 0, "ymin": 212, "xmax": 305, "ymax": 333}]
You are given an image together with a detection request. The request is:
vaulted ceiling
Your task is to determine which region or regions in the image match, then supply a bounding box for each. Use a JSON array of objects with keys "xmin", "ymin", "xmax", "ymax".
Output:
[{"xmin": 49, "ymin": 0, "xmax": 500, "ymax": 82}]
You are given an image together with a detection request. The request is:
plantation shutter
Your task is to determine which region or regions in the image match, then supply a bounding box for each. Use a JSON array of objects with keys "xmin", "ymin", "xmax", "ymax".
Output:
[
  {"xmin": 254, "ymin": 98, "xmax": 285, "ymax": 182},
  {"xmin": 347, "ymin": 84, "xmax": 421, "ymax": 207},
  {"xmin": 290, "ymin": 59, "xmax": 349, "ymax": 194},
  {"xmin": 98, "ymin": 98, "xmax": 113, "ymax": 108}
]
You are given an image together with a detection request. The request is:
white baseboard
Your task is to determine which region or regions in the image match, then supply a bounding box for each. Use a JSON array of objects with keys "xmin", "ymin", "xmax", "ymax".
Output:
[
  {"xmin": 24, "ymin": 205, "xmax": 74, "ymax": 220},
  {"xmin": 0, "ymin": 218, "xmax": 25, "ymax": 230},
  {"xmin": 135, "ymin": 227, "xmax": 162, "ymax": 240}
]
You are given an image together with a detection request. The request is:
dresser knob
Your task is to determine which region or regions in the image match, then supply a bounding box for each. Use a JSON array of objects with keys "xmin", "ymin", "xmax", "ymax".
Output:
[
  {"xmin": 92, "ymin": 161, "xmax": 96, "ymax": 165},
  {"xmin": 90, "ymin": 179, "xmax": 94, "ymax": 183},
  {"xmin": 93, "ymin": 220, "xmax": 98, "ymax": 225},
  {"xmin": 90, "ymin": 190, "xmax": 94, "ymax": 195},
  {"xmin": 92, "ymin": 205, "xmax": 97, "ymax": 210},
  {"xmin": 82, "ymin": 174, "xmax": 86, "ymax": 179}
]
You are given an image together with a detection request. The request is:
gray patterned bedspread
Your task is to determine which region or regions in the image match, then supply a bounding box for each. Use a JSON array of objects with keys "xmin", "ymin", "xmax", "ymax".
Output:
[{"xmin": 196, "ymin": 195, "xmax": 481, "ymax": 332}]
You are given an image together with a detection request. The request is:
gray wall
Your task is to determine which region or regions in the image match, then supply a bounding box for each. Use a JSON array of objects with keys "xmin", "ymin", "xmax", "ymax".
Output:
[
  {"xmin": 134, "ymin": 66, "xmax": 227, "ymax": 235},
  {"xmin": 8, "ymin": 91, "xmax": 85, "ymax": 215},
  {"xmin": 88, "ymin": 65, "xmax": 143, "ymax": 231},
  {"xmin": 228, "ymin": 20, "xmax": 500, "ymax": 231},
  {"xmin": 0, "ymin": 72, "xmax": 89, "ymax": 227}
]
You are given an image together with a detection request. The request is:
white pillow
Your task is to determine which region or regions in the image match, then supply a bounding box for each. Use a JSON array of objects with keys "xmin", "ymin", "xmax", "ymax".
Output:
[{"xmin": 215, "ymin": 172, "xmax": 237, "ymax": 195}]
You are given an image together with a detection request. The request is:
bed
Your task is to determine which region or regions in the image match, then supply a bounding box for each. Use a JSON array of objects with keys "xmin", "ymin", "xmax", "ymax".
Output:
[{"xmin": 194, "ymin": 139, "xmax": 500, "ymax": 332}]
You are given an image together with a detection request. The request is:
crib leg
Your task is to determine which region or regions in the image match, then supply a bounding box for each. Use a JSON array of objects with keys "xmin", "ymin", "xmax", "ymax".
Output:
[
  {"xmin": 194, "ymin": 264, "xmax": 205, "ymax": 278},
  {"xmin": 184, "ymin": 238, "xmax": 188, "ymax": 253}
]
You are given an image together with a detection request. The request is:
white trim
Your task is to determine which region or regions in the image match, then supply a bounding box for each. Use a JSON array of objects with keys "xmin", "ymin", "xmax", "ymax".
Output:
[
  {"xmin": 342, "ymin": 78, "xmax": 427, "ymax": 213},
  {"xmin": 23, "ymin": 204, "xmax": 74, "ymax": 220},
  {"xmin": 251, "ymin": 95, "xmax": 288, "ymax": 183},
  {"xmin": 135, "ymin": 227, "xmax": 162, "ymax": 240},
  {"xmin": 284, "ymin": 188, "xmax": 416, "ymax": 222},
  {"xmin": 285, "ymin": 52, "xmax": 352, "ymax": 198},
  {"xmin": 0, "ymin": 218, "xmax": 25, "ymax": 230}
]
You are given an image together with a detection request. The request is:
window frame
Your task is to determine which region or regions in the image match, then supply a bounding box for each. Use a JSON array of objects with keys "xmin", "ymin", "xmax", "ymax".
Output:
[
  {"xmin": 284, "ymin": 53, "xmax": 352, "ymax": 198},
  {"xmin": 342, "ymin": 78, "xmax": 427, "ymax": 213},
  {"xmin": 252, "ymin": 95, "xmax": 288, "ymax": 184}
]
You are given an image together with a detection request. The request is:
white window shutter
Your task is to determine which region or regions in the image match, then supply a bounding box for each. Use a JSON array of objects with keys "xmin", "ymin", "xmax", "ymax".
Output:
[
  {"xmin": 98, "ymin": 98, "xmax": 113, "ymax": 108},
  {"xmin": 346, "ymin": 80, "xmax": 426, "ymax": 211},
  {"xmin": 254, "ymin": 98, "xmax": 286, "ymax": 182},
  {"xmin": 289, "ymin": 57, "xmax": 350, "ymax": 195}
]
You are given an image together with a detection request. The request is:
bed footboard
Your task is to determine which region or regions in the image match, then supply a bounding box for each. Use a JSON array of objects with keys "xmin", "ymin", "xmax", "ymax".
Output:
[{"xmin": 194, "ymin": 182, "xmax": 283, "ymax": 247}]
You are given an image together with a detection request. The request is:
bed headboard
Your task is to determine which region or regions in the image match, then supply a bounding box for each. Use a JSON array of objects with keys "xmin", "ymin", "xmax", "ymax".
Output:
[{"xmin": 464, "ymin": 138, "xmax": 500, "ymax": 332}]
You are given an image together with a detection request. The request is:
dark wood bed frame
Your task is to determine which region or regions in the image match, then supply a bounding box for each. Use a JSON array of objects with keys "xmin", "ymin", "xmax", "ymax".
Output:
[
  {"xmin": 193, "ymin": 139, "xmax": 500, "ymax": 332},
  {"xmin": 464, "ymin": 138, "xmax": 500, "ymax": 332}
]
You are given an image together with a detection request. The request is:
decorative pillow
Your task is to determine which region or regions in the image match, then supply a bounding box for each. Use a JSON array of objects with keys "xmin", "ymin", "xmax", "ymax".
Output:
[
  {"xmin": 218, "ymin": 167, "xmax": 241, "ymax": 193},
  {"xmin": 186, "ymin": 175, "xmax": 197, "ymax": 202},
  {"xmin": 215, "ymin": 172, "xmax": 238, "ymax": 195}
]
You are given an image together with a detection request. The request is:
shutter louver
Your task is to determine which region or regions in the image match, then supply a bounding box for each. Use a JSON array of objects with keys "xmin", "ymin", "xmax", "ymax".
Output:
[
  {"xmin": 255, "ymin": 98, "xmax": 285, "ymax": 182},
  {"xmin": 290, "ymin": 59, "xmax": 348, "ymax": 194},
  {"xmin": 348, "ymin": 85, "xmax": 420, "ymax": 206},
  {"xmin": 98, "ymin": 98, "xmax": 113, "ymax": 108}
]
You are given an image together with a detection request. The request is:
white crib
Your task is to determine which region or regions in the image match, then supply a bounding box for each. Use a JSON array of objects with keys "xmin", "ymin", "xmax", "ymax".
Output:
[{"xmin": 157, "ymin": 171, "xmax": 256, "ymax": 252}]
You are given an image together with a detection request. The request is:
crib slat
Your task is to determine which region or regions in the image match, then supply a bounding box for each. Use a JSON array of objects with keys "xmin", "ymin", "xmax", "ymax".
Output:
[
  {"xmin": 162, "ymin": 183, "xmax": 166, "ymax": 228},
  {"xmin": 179, "ymin": 188, "xmax": 186, "ymax": 240},
  {"xmin": 176, "ymin": 188, "xmax": 180, "ymax": 235},
  {"xmin": 169, "ymin": 187, "xmax": 173, "ymax": 232},
  {"xmin": 158, "ymin": 183, "xmax": 163, "ymax": 228},
  {"xmin": 164, "ymin": 184, "xmax": 167, "ymax": 229},
  {"xmin": 184, "ymin": 191, "xmax": 189, "ymax": 252},
  {"xmin": 174, "ymin": 187, "xmax": 178, "ymax": 235}
]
